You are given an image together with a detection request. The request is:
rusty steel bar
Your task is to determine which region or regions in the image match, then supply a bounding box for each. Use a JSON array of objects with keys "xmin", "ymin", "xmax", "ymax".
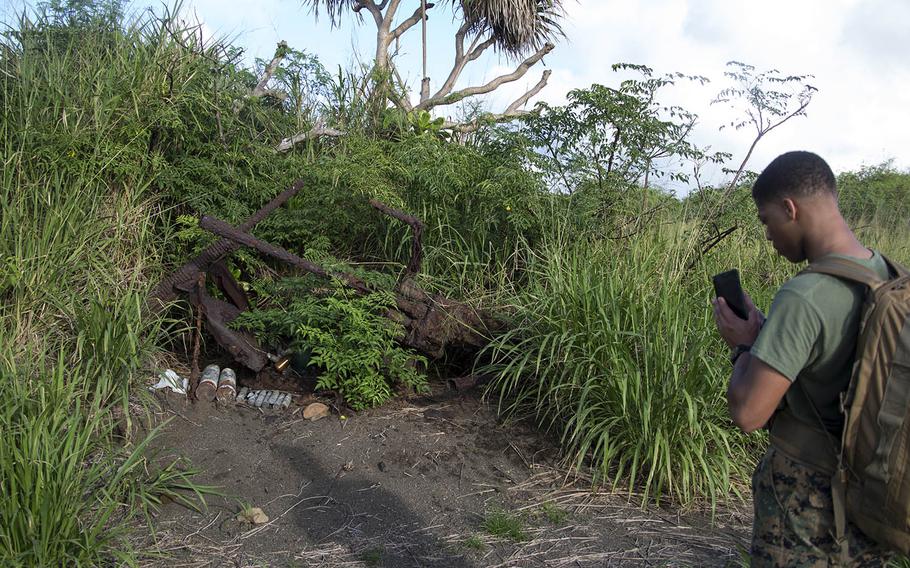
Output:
[
  {"xmin": 369, "ymin": 198, "xmax": 425, "ymax": 278},
  {"xmin": 198, "ymin": 215, "xmax": 372, "ymax": 294},
  {"xmin": 148, "ymin": 179, "xmax": 306, "ymax": 310}
]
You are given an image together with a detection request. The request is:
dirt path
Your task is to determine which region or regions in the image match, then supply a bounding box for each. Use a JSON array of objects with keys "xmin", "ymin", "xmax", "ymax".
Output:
[{"xmin": 142, "ymin": 385, "xmax": 751, "ymax": 567}]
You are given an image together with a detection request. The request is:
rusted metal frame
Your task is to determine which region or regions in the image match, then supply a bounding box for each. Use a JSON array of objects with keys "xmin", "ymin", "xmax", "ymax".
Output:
[
  {"xmin": 208, "ymin": 260, "xmax": 250, "ymax": 311},
  {"xmin": 368, "ymin": 198, "xmax": 425, "ymax": 278},
  {"xmin": 196, "ymin": 214, "xmax": 485, "ymax": 359},
  {"xmin": 197, "ymin": 215, "xmax": 372, "ymax": 294},
  {"xmin": 192, "ymin": 202, "xmax": 495, "ymax": 364},
  {"xmin": 148, "ymin": 179, "xmax": 306, "ymax": 310},
  {"xmin": 189, "ymin": 279, "xmax": 269, "ymax": 371}
]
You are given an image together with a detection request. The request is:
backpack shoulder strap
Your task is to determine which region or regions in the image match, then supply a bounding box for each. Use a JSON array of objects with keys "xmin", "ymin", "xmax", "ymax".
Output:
[
  {"xmin": 799, "ymin": 256, "xmax": 886, "ymax": 289},
  {"xmin": 882, "ymin": 255, "xmax": 910, "ymax": 279}
]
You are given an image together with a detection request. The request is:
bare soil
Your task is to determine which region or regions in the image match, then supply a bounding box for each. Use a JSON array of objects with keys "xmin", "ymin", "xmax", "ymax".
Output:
[{"xmin": 141, "ymin": 373, "xmax": 751, "ymax": 567}]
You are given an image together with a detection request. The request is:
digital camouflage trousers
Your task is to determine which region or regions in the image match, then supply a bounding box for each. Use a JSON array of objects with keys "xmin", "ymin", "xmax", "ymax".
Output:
[{"xmin": 751, "ymin": 446, "xmax": 891, "ymax": 567}]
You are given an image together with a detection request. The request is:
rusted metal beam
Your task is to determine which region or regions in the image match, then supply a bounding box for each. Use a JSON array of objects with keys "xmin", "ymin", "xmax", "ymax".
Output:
[
  {"xmin": 208, "ymin": 260, "xmax": 250, "ymax": 311},
  {"xmin": 368, "ymin": 198, "xmax": 424, "ymax": 278},
  {"xmin": 198, "ymin": 215, "xmax": 372, "ymax": 294},
  {"xmin": 189, "ymin": 280, "xmax": 268, "ymax": 371},
  {"xmin": 148, "ymin": 179, "xmax": 306, "ymax": 311}
]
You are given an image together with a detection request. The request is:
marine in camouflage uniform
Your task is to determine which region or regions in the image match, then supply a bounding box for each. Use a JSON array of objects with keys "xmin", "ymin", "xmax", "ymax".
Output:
[
  {"xmin": 751, "ymin": 447, "xmax": 888, "ymax": 567},
  {"xmin": 711, "ymin": 152, "xmax": 893, "ymax": 567}
]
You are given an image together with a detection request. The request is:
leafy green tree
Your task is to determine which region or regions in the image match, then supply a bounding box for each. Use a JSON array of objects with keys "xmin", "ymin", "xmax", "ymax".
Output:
[
  {"xmin": 256, "ymin": 45, "xmax": 332, "ymax": 129},
  {"xmin": 712, "ymin": 61, "xmax": 816, "ymax": 191},
  {"xmin": 684, "ymin": 61, "xmax": 816, "ymax": 270},
  {"xmin": 519, "ymin": 64, "xmax": 725, "ymax": 230}
]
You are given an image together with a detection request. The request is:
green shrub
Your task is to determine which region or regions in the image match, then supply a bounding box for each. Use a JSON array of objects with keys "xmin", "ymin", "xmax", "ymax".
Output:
[
  {"xmin": 234, "ymin": 278, "xmax": 428, "ymax": 409},
  {"xmin": 838, "ymin": 161, "xmax": 910, "ymax": 228}
]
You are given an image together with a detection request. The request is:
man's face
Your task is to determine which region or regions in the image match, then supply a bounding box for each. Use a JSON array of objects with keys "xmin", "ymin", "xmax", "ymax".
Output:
[{"xmin": 756, "ymin": 199, "xmax": 804, "ymax": 263}]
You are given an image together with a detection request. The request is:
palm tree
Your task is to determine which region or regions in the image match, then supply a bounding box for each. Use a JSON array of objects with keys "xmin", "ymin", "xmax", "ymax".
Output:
[
  {"xmin": 459, "ymin": 0, "xmax": 565, "ymax": 58},
  {"xmin": 299, "ymin": 0, "xmax": 565, "ymax": 128}
]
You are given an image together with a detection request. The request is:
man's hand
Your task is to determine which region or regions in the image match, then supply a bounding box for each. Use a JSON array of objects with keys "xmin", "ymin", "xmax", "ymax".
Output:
[{"xmin": 712, "ymin": 293, "xmax": 765, "ymax": 348}]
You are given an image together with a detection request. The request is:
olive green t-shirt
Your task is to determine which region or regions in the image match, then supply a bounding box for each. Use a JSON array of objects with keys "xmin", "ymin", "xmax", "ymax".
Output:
[{"xmin": 750, "ymin": 251, "xmax": 890, "ymax": 431}]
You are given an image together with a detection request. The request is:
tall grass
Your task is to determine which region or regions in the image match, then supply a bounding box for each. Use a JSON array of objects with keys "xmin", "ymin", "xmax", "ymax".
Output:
[
  {"xmin": 0, "ymin": 294, "xmax": 211, "ymax": 566},
  {"xmin": 0, "ymin": 4, "xmax": 218, "ymax": 563},
  {"xmin": 482, "ymin": 225, "xmax": 764, "ymax": 506},
  {"xmin": 480, "ymin": 200, "xmax": 910, "ymax": 508}
]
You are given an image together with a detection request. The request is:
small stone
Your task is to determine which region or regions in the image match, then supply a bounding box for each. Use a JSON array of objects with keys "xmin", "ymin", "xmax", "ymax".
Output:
[
  {"xmin": 303, "ymin": 402, "xmax": 329, "ymax": 421},
  {"xmin": 237, "ymin": 506, "xmax": 269, "ymax": 524}
]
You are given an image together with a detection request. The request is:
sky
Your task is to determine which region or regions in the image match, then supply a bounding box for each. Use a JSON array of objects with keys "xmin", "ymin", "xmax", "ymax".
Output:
[{"xmin": 4, "ymin": 0, "xmax": 908, "ymax": 194}]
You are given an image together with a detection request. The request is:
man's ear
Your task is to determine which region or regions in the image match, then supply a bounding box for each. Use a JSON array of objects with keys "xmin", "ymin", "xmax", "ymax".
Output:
[{"xmin": 782, "ymin": 197, "xmax": 798, "ymax": 221}]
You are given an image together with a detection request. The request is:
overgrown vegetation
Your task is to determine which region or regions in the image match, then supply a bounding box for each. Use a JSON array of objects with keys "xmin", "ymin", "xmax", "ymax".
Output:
[
  {"xmin": 2, "ymin": 0, "xmax": 910, "ymax": 563},
  {"xmin": 234, "ymin": 278, "xmax": 428, "ymax": 409}
]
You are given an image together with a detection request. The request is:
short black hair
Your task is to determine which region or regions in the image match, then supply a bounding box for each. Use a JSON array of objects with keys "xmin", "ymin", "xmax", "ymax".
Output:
[{"xmin": 752, "ymin": 151, "xmax": 837, "ymax": 204}]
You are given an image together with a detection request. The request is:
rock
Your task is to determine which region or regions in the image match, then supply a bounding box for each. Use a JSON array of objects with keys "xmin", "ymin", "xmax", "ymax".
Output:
[
  {"xmin": 303, "ymin": 402, "xmax": 329, "ymax": 421},
  {"xmin": 237, "ymin": 506, "xmax": 269, "ymax": 524}
]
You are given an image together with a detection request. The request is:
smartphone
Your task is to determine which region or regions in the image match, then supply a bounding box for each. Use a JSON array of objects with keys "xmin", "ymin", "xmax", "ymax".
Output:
[{"xmin": 712, "ymin": 269, "xmax": 749, "ymax": 320}]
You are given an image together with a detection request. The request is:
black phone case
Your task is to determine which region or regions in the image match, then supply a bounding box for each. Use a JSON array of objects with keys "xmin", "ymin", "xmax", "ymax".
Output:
[{"xmin": 712, "ymin": 269, "xmax": 749, "ymax": 320}]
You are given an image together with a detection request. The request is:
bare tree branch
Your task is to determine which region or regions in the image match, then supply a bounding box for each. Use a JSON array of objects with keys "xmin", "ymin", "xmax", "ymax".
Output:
[
  {"xmin": 391, "ymin": 2, "xmax": 434, "ymax": 40},
  {"xmin": 441, "ymin": 69, "xmax": 551, "ymax": 133},
  {"xmin": 504, "ymin": 69, "xmax": 550, "ymax": 113},
  {"xmin": 353, "ymin": 0, "xmax": 383, "ymax": 26},
  {"xmin": 382, "ymin": 0, "xmax": 403, "ymax": 29},
  {"xmin": 232, "ymin": 41, "xmax": 289, "ymax": 114},
  {"xmin": 251, "ymin": 41, "xmax": 288, "ymax": 97},
  {"xmin": 416, "ymin": 42, "xmax": 553, "ymax": 110},
  {"xmin": 276, "ymin": 120, "xmax": 345, "ymax": 152},
  {"xmin": 429, "ymin": 21, "xmax": 496, "ymax": 104}
]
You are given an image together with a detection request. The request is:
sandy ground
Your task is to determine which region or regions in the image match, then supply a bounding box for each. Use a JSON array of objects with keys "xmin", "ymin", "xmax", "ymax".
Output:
[{"xmin": 140, "ymin": 379, "xmax": 751, "ymax": 567}]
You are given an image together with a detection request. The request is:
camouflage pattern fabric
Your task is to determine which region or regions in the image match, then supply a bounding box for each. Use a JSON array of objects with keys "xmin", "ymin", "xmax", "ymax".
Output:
[{"xmin": 751, "ymin": 447, "xmax": 891, "ymax": 567}]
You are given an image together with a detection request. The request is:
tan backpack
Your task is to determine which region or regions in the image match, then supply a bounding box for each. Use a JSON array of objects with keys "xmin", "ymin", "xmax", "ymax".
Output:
[{"xmin": 798, "ymin": 255, "xmax": 910, "ymax": 556}]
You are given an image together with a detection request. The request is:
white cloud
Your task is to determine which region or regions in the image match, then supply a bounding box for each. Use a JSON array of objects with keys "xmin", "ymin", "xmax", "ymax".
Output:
[{"xmin": 511, "ymin": 0, "xmax": 910, "ymax": 189}]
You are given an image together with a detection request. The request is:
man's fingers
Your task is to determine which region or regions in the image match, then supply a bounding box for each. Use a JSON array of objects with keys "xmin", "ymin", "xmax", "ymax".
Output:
[
  {"xmin": 714, "ymin": 297, "xmax": 737, "ymax": 325},
  {"xmin": 744, "ymin": 292, "xmax": 755, "ymax": 310},
  {"xmin": 716, "ymin": 296, "xmax": 732, "ymax": 317}
]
